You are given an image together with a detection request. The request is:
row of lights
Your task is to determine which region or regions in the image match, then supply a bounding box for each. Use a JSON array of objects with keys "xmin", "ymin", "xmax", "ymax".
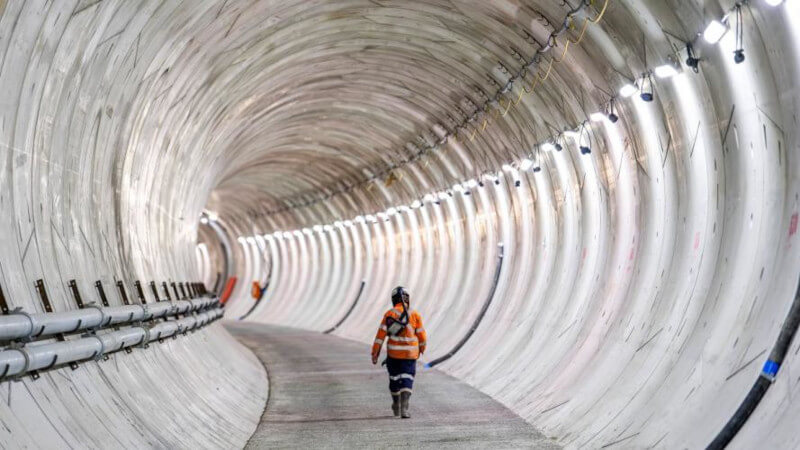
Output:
[
  {"xmin": 238, "ymin": 153, "xmax": 573, "ymax": 242},
  {"xmin": 231, "ymin": 0, "xmax": 787, "ymax": 239},
  {"xmin": 259, "ymin": 0, "xmax": 605, "ymax": 217},
  {"xmin": 524, "ymin": 0, "xmax": 787, "ymax": 165},
  {"xmin": 618, "ymin": 0, "xmax": 783, "ymax": 103},
  {"xmin": 229, "ymin": 39, "xmax": 690, "ymax": 240}
]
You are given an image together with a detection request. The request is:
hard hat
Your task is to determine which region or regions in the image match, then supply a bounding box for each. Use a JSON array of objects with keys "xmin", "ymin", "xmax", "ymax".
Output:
[{"xmin": 391, "ymin": 286, "xmax": 409, "ymax": 304}]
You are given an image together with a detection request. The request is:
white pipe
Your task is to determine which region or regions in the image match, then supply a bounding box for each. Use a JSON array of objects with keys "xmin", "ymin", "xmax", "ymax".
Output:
[
  {"xmin": 0, "ymin": 309, "xmax": 224, "ymax": 378},
  {"xmin": 0, "ymin": 297, "xmax": 219, "ymax": 342}
]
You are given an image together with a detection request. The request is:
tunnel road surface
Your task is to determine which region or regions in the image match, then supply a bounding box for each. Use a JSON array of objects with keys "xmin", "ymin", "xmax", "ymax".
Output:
[{"xmin": 226, "ymin": 322, "xmax": 559, "ymax": 449}]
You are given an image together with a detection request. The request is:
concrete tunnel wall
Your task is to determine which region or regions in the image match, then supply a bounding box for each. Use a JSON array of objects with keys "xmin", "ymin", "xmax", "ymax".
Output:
[
  {"xmin": 1, "ymin": 0, "xmax": 800, "ymax": 448},
  {"xmin": 219, "ymin": 1, "xmax": 800, "ymax": 449},
  {"xmin": 0, "ymin": 1, "xmax": 267, "ymax": 447}
]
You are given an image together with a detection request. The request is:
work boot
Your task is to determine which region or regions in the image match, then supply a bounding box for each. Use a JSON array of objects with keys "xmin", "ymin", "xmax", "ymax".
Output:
[
  {"xmin": 400, "ymin": 391, "xmax": 411, "ymax": 418},
  {"xmin": 392, "ymin": 394, "xmax": 400, "ymax": 417}
]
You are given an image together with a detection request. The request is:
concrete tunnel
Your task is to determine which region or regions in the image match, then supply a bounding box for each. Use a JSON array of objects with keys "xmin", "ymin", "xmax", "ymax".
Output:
[{"xmin": 1, "ymin": 0, "xmax": 800, "ymax": 448}]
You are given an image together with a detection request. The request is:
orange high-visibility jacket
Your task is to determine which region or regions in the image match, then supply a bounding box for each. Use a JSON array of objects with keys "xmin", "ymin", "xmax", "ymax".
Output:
[{"xmin": 372, "ymin": 306, "xmax": 427, "ymax": 360}]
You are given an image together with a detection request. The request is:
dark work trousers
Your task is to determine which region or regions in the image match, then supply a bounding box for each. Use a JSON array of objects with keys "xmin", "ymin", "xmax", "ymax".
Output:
[{"xmin": 386, "ymin": 357, "xmax": 416, "ymax": 395}]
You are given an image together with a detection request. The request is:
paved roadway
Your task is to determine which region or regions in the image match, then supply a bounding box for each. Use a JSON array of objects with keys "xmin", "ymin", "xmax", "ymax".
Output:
[{"xmin": 226, "ymin": 322, "xmax": 559, "ymax": 449}]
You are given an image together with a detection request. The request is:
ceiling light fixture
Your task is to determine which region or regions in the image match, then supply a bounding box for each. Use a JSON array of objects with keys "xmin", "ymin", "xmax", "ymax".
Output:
[
  {"xmin": 590, "ymin": 112, "xmax": 607, "ymax": 122},
  {"xmin": 607, "ymin": 102, "xmax": 619, "ymax": 123},
  {"xmin": 685, "ymin": 43, "xmax": 700, "ymax": 73},
  {"xmin": 733, "ymin": 5, "xmax": 745, "ymax": 64},
  {"xmin": 579, "ymin": 125, "xmax": 591, "ymax": 154},
  {"xmin": 619, "ymin": 83, "xmax": 638, "ymax": 98},
  {"xmin": 640, "ymin": 74, "xmax": 654, "ymax": 102},
  {"xmin": 703, "ymin": 19, "xmax": 728, "ymax": 44},
  {"xmin": 654, "ymin": 64, "xmax": 679, "ymax": 79}
]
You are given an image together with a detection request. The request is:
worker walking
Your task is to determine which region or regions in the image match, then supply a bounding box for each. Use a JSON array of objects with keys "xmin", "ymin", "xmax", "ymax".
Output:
[{"xmin": 371, "ymin": 286, "xmax": 427, "ymax": 418}]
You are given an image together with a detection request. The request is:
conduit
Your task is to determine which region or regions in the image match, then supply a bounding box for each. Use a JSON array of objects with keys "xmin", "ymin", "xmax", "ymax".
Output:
[
  {"xmin": 323, "ymin": 280, "xmax": 366, "ymax": 334},
  {"xmin": 425, "ymin": 244, "xmax": 504, "ymax": 369},
  {"xmin": 0, "ymin": 308, "xmax": 223, "ymax": 379},
  {"xmin": 708, "ymin": 277, "xmax": 800, "ymax": 449},
  {"xmin": 0, "ymin": 296, "xmax": 219, "ymax": 342}
]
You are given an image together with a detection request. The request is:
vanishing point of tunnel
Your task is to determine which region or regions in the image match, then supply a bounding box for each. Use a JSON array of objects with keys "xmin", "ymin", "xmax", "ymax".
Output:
[{"xmin": 1, "ymin": 0, "xmax": 800, "ymax": 448}]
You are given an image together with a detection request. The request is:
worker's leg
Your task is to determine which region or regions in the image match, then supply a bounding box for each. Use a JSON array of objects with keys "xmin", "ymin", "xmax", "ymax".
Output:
[
  {"xmin": 386, "ymin": 357, "xmax": 402, "ymax": 416},
  {"xmin": 387, "ymin": 357, "xmax": 416, "ymax": 417},
  {"xmin": 391, "ymin": 393, "xmax": 400, "ymax": 417},
  {"xmin": 387, "ymin": 358, "xmax": 416, "ymax": 418}
]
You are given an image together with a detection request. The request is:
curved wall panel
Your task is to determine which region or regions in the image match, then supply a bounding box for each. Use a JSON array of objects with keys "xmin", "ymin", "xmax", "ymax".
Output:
[
  {"xmin": 0, "ymin": 1, "xmax": 267, "ymax": 447},
  {"xmin": 227, "ymin": 1, "xmax": 800, "ymax": 448}
]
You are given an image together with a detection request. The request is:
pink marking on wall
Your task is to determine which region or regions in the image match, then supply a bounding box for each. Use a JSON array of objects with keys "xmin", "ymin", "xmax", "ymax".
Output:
[
  {"xmin": 789, "ymin": 212, "xmax": 798, "ymax": 237},
  {"xmin": 694, "ymin": 232, "xmax": 700, "ymax": 251}
]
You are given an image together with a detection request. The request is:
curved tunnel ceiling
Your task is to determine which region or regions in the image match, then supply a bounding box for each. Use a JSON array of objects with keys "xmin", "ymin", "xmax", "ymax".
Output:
[{"xmin": 2, "ymin": 0, "xmax": 800, "ymax": 448}]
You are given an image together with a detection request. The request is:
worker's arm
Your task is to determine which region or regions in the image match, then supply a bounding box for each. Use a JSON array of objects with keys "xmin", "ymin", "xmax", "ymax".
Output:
[
  {"xmin": 414, "ymin": 312, "xmax": 427, "ymax": 355},
  {"xmin": 371, "ymin": 313, "xmax": 388, "ymax": 364}
]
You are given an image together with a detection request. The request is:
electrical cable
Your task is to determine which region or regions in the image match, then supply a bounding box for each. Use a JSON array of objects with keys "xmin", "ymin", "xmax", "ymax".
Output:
[{"xmin": 424, "ymin": 244, "xmax": 504, "ymax": 369}]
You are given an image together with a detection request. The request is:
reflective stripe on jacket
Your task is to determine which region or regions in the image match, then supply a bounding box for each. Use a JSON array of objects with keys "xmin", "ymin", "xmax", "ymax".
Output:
[{"xmin": 372, "ymin": 307, "xmax": 427, "ymax": 360}]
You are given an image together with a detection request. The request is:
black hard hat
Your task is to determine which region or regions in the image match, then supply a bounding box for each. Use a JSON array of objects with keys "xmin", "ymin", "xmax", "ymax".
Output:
[{"xmin": 391, "ymin": 286, "xmax": 409, "ymax": 304}]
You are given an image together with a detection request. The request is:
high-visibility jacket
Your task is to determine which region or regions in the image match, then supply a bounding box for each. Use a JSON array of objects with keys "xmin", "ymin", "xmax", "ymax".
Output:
[{"xmin": 372, "ymin": 306, "xmax": 427, "ymax": 360}]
